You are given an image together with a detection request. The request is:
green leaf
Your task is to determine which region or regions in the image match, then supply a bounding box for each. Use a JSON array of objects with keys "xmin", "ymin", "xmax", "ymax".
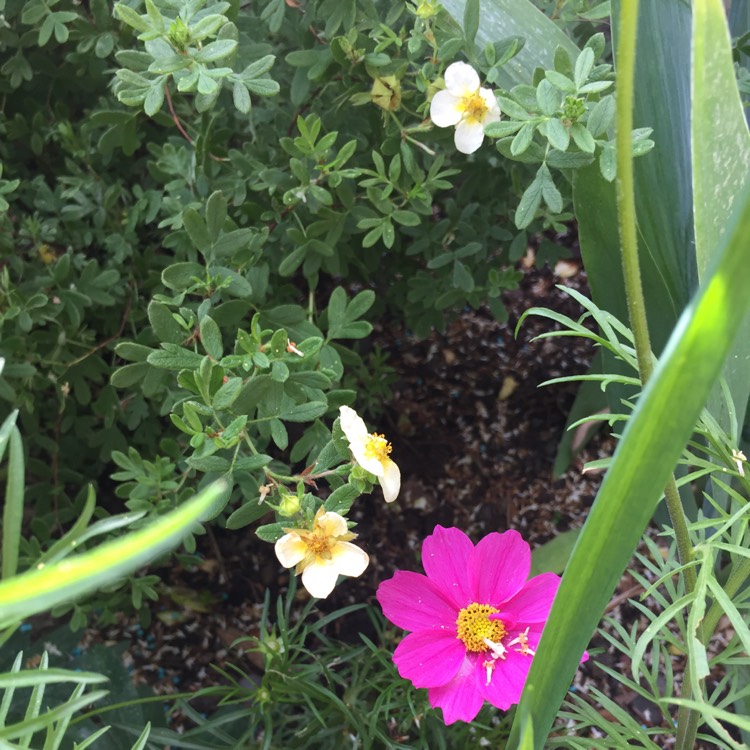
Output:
[
  {"xmin": 515, "ymin": 169, "xmax": 543, "ymax": 228},
  {"xmin": 587, "ymin": 95, "xmax": 615, "ymax": 138},
  {"xmin": 199, "ymin": 315, "xmax": 223, "ymax": 359},
  {"xmin": 147, "ymin": 344, "xmax": 203, "ymax": 370},
  {"xmin": 691, "ymin": 0, "xmax": 750, "ymax": 439},
  {"xmin": 147, "ymin": 300, "xmax": 184, "ymax": 344},
  {"xmin": 162, "ymin": 262, "xmax": 204, "ymax": 291},
  {"xmin": 233, "ymin": 80, "xmax": 251, "ymax": 113},
  {"xmin": 280, "ymin": 401, "xmax": 328, "ymax": 422},
  {"xmin": 536, "ymin": 79, "xmax": 560, "ymax": 116},
  {"xmin": 574, "ymin": 47, "xmax": 595, "ymax": 88},
  {"xmin": 0, "ymin": 482, "xmax": 228, "ymax": 624},
  {"xmin": 144, "ymin": 82, "xmax": 165, "ymax": 116},
  {"xmin": 463, "ymin": 0, "xmax": 480, "ymax": 47},
  {"xmin": 545, "ymin": 118, "xmax": 569, "ymax": 152},
  {"xmin": 186, "ymin": 455, "xmax": 231, "ymax": 473},
  {"xmin": 510, "ymin": 182, "xmax": 750, "ymax": 748},
  {"xmin": 323, "ymin": 484, "xmax": 359, "ymax": 515},
  {"xmin": 212, "ymin": 377, "xmax": 242, "ymax": 410},
  {"xmin": 440, "ymin": 0, "xmax": 579, "ymax": 88},
  {"xmin": 226, "ymin": 500, "xmax": 268, "ymax": 530},
  {"xmin": 110, "ymin": 362, "xmax": 150, "ymax": 388},
  {"xmin": 205, "ymin": 191, "xmax": 227, "ymax": 241},
  {"xmin": 2, "ymin": 427, "xmax": 23, "ymax": 579},
  {"xmin": 183, "ymin": 207, "xmax": 211, "ymax": 251},
  {"xmin": 611, "ymin": 0, "xmax": 697, "ymax": 352},
  {"xmin": 113, "ymin": 4, "xmax": 150, "ymax": 33},
  {"xmin": 195, "ymin": 39, "xmax": 237, "ymax": 63},
  {"xmin": 510, "ymin": 122, "xmax": 535, "ymax": 156}
]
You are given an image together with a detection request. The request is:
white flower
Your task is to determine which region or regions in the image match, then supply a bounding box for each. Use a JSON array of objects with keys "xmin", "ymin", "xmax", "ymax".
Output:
[
  {"xmin": 274, "ymin": 507, "xmax": 369, "ymax": 598},
  {"xmin": 430, "ymin": 61, "xmax": 501, "ymax": 154},
  {"xmin": 339, "ymin": 405, "xmax": 401, "ymax": 503}
]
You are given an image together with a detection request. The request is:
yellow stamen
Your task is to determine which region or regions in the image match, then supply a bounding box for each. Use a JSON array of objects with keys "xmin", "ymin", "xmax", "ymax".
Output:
[
  {"xmin": 364, "ymin": 433, "xmax": 392, "ymax": 462},
  {"xmin": 455, "ymin": 603, "xmax": 506, "ymax": 653},
  {"xmin": 459, "ymin": 92, "xmax": 489, "ymax": 123}
]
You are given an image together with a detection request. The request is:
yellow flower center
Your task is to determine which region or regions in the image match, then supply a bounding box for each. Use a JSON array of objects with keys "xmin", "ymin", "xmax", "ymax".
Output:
[
  {"xmin": 364, "ymin": 433, "xmax": 392, "ymax": 463},
  {"xmin": 459, "ymin": 92, "xmax": 489, "ymax": 123},
  {"xmin": 306, "ymin": 531, "xmax": 331, "ymax": 556},
  {"xmin": 456, "ymin": 603, "xmax": 506, "ymax": 652}
]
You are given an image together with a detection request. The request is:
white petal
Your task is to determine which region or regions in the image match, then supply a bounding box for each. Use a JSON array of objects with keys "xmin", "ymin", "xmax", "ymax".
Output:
[
  {"xmin": 479, "ymin": 87, "xmax": 501, "ymax": 122},
  {"xmin": 444, "ymin": 61, "xmax": 480, "ymax": 96},
  {"xmin": 430, "ymin": 90, "xmax": 463, "ymax": 127},
  {"xmin": 339, "ymin": 405, "xmax": 368, "ymax": 444},
  {"xmin": 316, "ymin": 511, "xmax": 349, "ymax": 537},
  {"xmin": 379, "ymin": 459, "xmax": 401, "ymax": 503},
  {"xmin": 301, "ymin": 558, "xmax": 339, "ymax": 598},
  {"xmin": 274, "ymin": 533, "xmax": 307, "ymax": 569},
  {"xmin": 454, "ymin": 119, "xmax": 485, "ymax": 154},
  {"xmin": 331, "ymin": 541, "xmax": 369, "ymax": 578},
  {"xmin": 356, "ymin": 452, "xmax": 386, "ymax": 478}
]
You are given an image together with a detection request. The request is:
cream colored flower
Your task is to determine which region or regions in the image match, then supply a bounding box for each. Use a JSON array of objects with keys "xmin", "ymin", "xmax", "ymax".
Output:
[
  {"xmin": 274, "ymin": 507, "xmax": 369, "ymax": 598},
  {"xmin": 430, "ymin": 61, "xmax": 501, "ymax": 154},
  {"xmin": 339, "ymin": 405, "xmax": 401, "ymax": 503}
]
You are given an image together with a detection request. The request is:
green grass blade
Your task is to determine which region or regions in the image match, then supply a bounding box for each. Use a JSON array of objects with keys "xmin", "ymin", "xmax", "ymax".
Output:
[
  {"xmin": 2, "ymin": 427, "xmax": 24, "ymax": 580},
  {"xmin": 508, "ymin": 179, "xmax": 750, "ymax": 749},
  {"xmin": 0, "ymin": 481, "xmax": 226, "ymax": 625},
  {"xmin": 439, "ymin": 0, "xmax": 579, "ymax": 87}
]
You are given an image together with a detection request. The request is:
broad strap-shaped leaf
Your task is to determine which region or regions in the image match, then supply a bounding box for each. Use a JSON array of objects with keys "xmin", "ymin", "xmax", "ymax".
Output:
[
  {"xmin": 509, "ymin": 179, "xmax": 750, "ymax": 748},
  {"xmin": 692, "ymin": 0, "xmax": 750, "ymax": 438}
]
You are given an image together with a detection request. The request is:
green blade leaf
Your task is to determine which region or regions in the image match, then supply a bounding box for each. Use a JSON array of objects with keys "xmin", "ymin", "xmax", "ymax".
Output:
[
  {"xmin": 0, "ymin": 481, "xmax": 227, "ymax": 625},
  {"xmin": 612, "ymin": 0, "xmax": 697, "ymax": 348},
  {"xmin": 692, "ymin": 0, "xmax": 750, "ymax": 438},
  {"xmin": 2, "ymin": 427, "xmax": 24, "ymax": 580},
  {"xmin": 508, "ymin": 182, "xmax": 750, "ymax": 748}
]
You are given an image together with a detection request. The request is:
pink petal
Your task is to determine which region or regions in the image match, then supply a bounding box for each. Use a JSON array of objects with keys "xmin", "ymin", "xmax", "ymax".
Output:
[
  {"xmin": 427, "ymin": 655, "xmax": 485, "ymax": 724},
  {"xmin": 471, "ymin": 529, "xmax": 531, "ymax": 605},
  {"xmin": 479, "ymin": 647, "xmax": 532, "ymax": 710},
  {"xmin": 393, "ymin": 630, "xmax": 465, "ymax": 688},
  {"xmin": 499, "ymin": 572, "xmax": 560, "ymax": 623},
  {"xmin": 377, "ymin": 570, "xmax": 457, "ymax": 632},
  {"xmin": 422, "ymin": 526, "xmax": 475, "ymax": 608}
]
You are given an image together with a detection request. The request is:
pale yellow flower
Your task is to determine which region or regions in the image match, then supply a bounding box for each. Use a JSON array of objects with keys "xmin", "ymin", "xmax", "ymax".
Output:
[
  {"xmin": 339, "ymin": 405, "xmax": 401, "ymax": 503},
  {"xmin": 430, "ymin": 61, "xmax": 500, "ymax": 154},
  {"xmin": 274, "ymin": 507, "xmax": 369, "ymax": 598}
]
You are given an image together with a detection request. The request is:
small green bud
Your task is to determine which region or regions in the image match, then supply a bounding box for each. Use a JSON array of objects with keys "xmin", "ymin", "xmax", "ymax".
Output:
[
  {"xmin": 168, "ymin": 17, "xmax": 191, "ymax": 52},
  {"xmin": 278, "ymin": 492, "xmax": 301, "ymax": 517}
]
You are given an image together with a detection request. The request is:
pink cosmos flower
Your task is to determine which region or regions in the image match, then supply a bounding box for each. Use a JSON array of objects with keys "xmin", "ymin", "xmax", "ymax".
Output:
[{"xmin": 376, "ymin": 525, "xmax": 585, "ymax": 724}]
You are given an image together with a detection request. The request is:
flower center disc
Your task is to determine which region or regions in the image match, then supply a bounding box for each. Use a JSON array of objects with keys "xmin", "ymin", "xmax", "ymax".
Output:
[
  {"xmin": 456, "ymin": 603, "xmax": 506, "ymax": 652},
  {"xmin": 364, "ymin": 433, "xmax": 392, "ymax": 462},
  {"xmin": 460, "ymin": 93, "xmax": 489, "ymax": 123}
]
